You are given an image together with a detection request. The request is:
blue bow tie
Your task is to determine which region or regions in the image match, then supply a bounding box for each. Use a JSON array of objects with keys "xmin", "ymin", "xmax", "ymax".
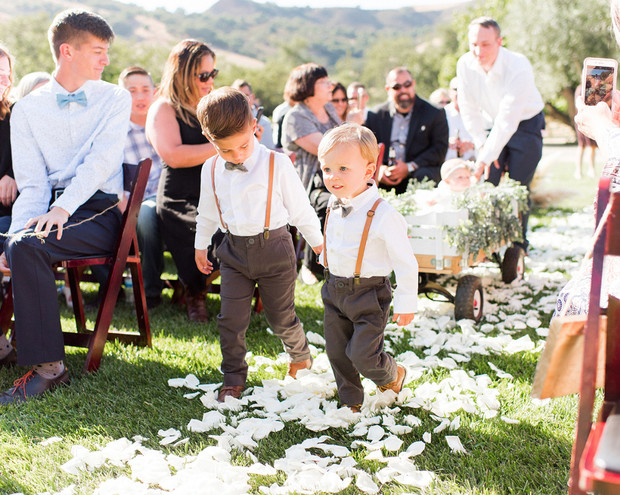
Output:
[{"xmin": 56, "ymin": 91, "xmax": 87, "ymax": 109}]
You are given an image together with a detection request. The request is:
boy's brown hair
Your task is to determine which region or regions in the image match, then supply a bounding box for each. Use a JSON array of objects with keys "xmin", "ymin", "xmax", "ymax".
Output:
[
  {"xmin": 197, "ymin": 87, "xmax": 253, "ymax": 141},
  {"xmin": 118, "ymin": 66, "xmax": 154, "ymax": 88},
  {"xmin": 318, "ymin": 122, "xmax": 379, "ymax": 165},
  {"xmin": 48, "ymin": 9, "xmax": 114, "ymax": 62}
]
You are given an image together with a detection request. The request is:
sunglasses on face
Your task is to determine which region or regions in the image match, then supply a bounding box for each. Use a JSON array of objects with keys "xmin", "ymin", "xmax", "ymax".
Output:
[
  {"xmin": 331, "ymin": 98, "xmax": 347, "ymax": 103},
  {"xmin": 390, "ymin": 80, "xmax": 413, "ymax": 91},
  {"xmin": 196, "ymin": 68, "xmax": 219, "ymax": 82}
]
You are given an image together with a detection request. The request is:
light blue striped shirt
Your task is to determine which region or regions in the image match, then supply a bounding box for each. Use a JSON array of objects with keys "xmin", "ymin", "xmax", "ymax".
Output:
[{"xmin": 9, "ymin": 77, "xmax": 131, "ymax": 233}]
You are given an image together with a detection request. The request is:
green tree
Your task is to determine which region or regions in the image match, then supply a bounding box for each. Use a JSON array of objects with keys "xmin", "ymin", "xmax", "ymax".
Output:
[{"xmin": 504, "ymin": 0, "xmax": 617, "ymax": 123}]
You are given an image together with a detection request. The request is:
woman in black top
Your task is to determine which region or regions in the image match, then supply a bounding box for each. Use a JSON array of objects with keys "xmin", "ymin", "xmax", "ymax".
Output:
[
  {"xmin": 146, "ymin": 40, "xmax": 221, "ymax": 322},
  {"xmin": 0, "ymin": 45, "xmax": 16, "ymax": 252}
]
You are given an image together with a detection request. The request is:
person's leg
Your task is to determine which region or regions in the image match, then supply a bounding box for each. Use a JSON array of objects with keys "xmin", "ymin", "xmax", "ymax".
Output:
[
  {"xmin": 488, "ymin": 113, "xmax": 544, "ymax": 250},
  {"xmin": 251, "ymin": 228, "xmax": 311, "ymax": 364},
  {"xmin": 322, "ymin": 279, "xmax": 363, "ymax": 407},
  {"xmin": 587, "ymin": 145, "xmax": 597, "ymax": 177},
  {"xmin": 0, "ymin": 215, "xmax": 11, "ymax": 254},
  {"xmin": 136, "ymin": 196, "xmax": 164, "ymax": 306},
  {"xmin": 5, "ymin": 195, "xmax": 122, "ymax": 367},
  {"xmin": 575, "ymin": 145, "xmax": 585, "ymax": 179},
  {"xmin": 344, "ymin": 278, "xmax": 397, "ymax": 388},
  {"xmin": 215, "ymin": 235, "xmax": 256, "ymax": 388}
]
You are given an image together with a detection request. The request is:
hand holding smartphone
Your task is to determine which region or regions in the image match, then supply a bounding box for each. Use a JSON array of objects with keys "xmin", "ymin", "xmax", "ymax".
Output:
[{"xmin": 582, "ymin": 57, "xmax": 618, "ymax": 110}]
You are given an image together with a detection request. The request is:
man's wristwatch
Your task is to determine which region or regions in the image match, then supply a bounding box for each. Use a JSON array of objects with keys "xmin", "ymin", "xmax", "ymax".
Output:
[{"xmin": 406, "ymin": 162, "xmax": 418, "ymax": 173}]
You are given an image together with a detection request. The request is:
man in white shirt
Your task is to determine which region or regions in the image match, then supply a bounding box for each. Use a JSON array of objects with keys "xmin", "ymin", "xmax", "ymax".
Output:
[
  {"xmin": 457, "ymin": 16, "xmax": 545, "ymax": 249},
  {"xmin": 0, "ymin": 9, "xmax": 131, "ymax": 404}
]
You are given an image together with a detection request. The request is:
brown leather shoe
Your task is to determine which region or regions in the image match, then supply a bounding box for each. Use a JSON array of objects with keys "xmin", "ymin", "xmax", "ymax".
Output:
[
  {"xmin": 217, "ymin": 385, "xmax": 244, "ymax": 402},
  {"xmin": 186, "ymin": 293, "xmax": 209, "ymax": 322},
  {"xmin": 287, "ymin": 357, "xmax": 313, "ymax": 378},
  {"xmin": 349, "ymin": 404, "xmax": 362, "ymax": 413},
  {"xmin": 378, "ymin": 365, "xmax": 407, "ymax": 394}
]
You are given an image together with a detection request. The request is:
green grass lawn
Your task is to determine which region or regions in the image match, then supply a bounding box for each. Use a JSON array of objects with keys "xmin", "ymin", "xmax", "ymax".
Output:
[{"xmin": 0, "ymin": 150, "xmax": 598, "ymax": 495}]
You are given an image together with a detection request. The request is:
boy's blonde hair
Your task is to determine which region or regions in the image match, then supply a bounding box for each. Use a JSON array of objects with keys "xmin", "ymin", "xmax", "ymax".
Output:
[
  {"xmin": 318, "ymin": 123, "xmax": 379, "ymax": 164},
  {"xmin": 197, "ymin": 87, "xmax": 253, "ymax": 141}
]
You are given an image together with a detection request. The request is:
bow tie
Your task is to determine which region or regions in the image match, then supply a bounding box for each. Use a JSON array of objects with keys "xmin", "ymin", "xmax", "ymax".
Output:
[
  {"xmin": 224, "ymin": 161, "xmax": 248, "ymax": 172},
  {"xmin": 332, "ymin": 199, "xmax": 353, "ymax": 217},
  {"xmin": 56, "ymin": 91, "xmax": 87, "ymax": 109}
]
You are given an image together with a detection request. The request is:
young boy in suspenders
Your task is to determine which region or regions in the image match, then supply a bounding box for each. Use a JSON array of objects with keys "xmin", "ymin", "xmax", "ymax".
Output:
[
  {"xmin": 195, "ymin": 88, "xmax": 323, "ymax": 402},
  {"xmin": 318, "ymin": 123, "xmax": 419, "ymax": 412}
]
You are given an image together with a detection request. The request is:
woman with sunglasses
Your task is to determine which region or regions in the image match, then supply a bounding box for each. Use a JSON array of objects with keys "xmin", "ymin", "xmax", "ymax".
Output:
[
  {"xmin": 331, "ymin": 82, "xmax": 349, "ymax": 122},
  {"xmin": 146, "ymin": 39, "xmax": 221, "ymax": 322}
]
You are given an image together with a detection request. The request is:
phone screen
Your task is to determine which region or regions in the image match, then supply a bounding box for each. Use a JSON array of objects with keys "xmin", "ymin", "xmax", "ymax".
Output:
[{"xmin": 584, "ymin": 65, "xmax": 615, "ymax": 107}]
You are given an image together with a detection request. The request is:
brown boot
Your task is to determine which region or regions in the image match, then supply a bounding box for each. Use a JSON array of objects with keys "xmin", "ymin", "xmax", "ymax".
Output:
[
  {"xmin": 378, "ymin": 365, "xmax": 407, "ymax": 394},
  {"xmin": 217, "ymin": 385, "xmax": 244, "ymax": 402},
  {"xmin": 186, "ymin": 292, "xmax": 209, "ymax": 322},
  {"xmin": 287, "ymin": 357, "xmax": 313, "ymax": 378}
]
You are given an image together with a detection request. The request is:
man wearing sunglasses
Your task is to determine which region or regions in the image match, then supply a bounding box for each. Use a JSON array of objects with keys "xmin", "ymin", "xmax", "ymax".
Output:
[{"xmin": 365, "ymin": 66, "xmax": 448, "ymax": 194}]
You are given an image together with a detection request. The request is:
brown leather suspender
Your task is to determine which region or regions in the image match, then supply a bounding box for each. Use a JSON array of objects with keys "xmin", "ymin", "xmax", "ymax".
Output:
[
  {"xmin": 324, "ymin": 197, "xmax": 383, "ymax": 283},
  {"xmin": 210, "ymin": 151, "xmax": 275, "ymax": 237}
]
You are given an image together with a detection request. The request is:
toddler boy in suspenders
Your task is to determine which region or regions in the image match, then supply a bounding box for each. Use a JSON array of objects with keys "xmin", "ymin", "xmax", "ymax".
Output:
[
  {"xmin": 318, "ymin": 123, "xmax": 419, "ymax": 412},
  {"xmin": 195, "ymin": 88, "xmax": 323, "ymax": 402}
]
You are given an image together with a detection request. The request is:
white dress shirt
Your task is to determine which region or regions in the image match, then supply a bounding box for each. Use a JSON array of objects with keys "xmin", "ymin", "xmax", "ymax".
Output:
[
  {"xmin": 456, "ymin": 47, "xmax": 544, "ymax": 165},
  {"xmin": 444, "ymin": 103, "xmax": 475, "ymax": 161},
  {"xmin": 9, "ymin": 78, "xmax": 131, "ymax": 233},
  {"xmin": 321, "ymin": 183, "xmax": 418, "ymax": 313},
  {"xmin": 195, "ymin": 139, "xmax": 323, "ymax": 249}
]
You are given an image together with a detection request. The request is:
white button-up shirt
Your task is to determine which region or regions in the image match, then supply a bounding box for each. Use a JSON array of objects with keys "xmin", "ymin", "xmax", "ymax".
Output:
[
  {"xmin": 195, "ymin": 139, "xmax": 323, "ymax": 249},
  {"xmin": 9, "ymin": 78, "xmax": 131, "ymax": 233},
  {"xmin": 321, "ymin": 183, "xmax": 418, "ymax": 313},
  {"xmin": 456, "ymin": 47, "xmax": 544, "ymax": 165}
]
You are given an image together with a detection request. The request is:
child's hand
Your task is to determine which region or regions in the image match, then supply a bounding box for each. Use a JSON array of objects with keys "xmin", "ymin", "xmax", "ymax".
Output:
[
  {"xmin": 392, "ymin": 313, "xmax": 414, "ymax": 327},
  {"xmin": 195, "ymin": 248, "xmax": 213, "ymax": 275},
  {"xmin": 312, "ymin": 244, "xmax": 323, "ymax": 256}
]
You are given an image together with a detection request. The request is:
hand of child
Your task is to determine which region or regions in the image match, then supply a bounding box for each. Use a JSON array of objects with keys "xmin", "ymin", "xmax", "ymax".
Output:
[
  {"xmin": 392, "ymin": 313, "xmax": 414, "ymax": 326},
  {"xmin": 312, "ymin": 244, "xmax": 323, "ymax": 256},
  {"xmin": 195, "ymin": 248, "xmax": 213, "ymax": 275}
]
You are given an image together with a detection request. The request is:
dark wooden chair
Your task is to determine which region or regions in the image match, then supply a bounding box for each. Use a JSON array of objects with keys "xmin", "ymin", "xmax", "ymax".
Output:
[
  {"xmin": 56, "ymin": 158, "xmax": 152, "ymax": 372},
  {"xmin": 569, "ymin": 176, "xmax": 620, "ymax": 494}
]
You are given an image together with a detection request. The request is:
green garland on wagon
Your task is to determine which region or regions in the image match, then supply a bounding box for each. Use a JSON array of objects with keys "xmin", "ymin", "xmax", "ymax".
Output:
[
  {"xmin": 445, "ymin": 176, "xmax": 529, "ymax": 258},
  {"xmin": 381, "ymin": 176, "xmax": 529, "ymax": 258}
]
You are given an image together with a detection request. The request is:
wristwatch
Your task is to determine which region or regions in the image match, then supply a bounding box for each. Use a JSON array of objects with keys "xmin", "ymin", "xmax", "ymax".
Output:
[{"xmin": 406, "ymin": 162, "xmax": 418, "ymax": 173}]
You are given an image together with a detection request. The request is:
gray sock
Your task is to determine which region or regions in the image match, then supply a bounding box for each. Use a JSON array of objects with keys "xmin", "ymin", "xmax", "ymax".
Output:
[
  {"xmin": 0, "ymin": 333, "xmax": 12, "ymax": 360},
  {"xmin": 34, "ymin": 360, "xmax": 65, "ymax": 379}
]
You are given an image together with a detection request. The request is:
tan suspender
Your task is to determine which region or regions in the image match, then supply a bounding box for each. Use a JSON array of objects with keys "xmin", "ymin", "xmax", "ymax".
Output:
[
  {"xmin": 210, "ymin": 151, "xmax": 275, "ymax": 237},
  {"xmin": 324, "ymin": 197, "xmax": 383, "ymax": 282}
]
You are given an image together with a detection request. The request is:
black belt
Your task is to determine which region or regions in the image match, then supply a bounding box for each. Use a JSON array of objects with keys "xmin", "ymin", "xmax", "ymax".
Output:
[{"xmin": 51, "ymin": 188, "xmax": 65, "ymax": 201}]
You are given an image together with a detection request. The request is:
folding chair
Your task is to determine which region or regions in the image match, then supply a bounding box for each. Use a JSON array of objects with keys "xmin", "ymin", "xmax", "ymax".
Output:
[
  {"xmin": 569, "ymin": 176, "xmax": 620, "ymax": 494},
  {"xmin": 61, "ymin": 158, "xmax": 153, "ymax": 372}
]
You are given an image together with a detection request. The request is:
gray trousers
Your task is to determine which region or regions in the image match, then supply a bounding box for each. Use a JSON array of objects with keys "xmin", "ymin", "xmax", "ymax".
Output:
[
  {"xmin": 216, "ymin": 226, "xmax": 311, "ymax": 387},
  {"xmin": 322, "ymin": 274, "xmax": 396, "ymax": 406},
  {"xmin": 5, "ymin": 192, "xmax": 122, "ymax": 366}
]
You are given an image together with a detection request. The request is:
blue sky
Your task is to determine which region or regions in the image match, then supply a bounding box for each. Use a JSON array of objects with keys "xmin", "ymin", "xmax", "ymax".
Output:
[{"xmin": 117, "ymin": 0, "xmax": 470, "ymax": 13}]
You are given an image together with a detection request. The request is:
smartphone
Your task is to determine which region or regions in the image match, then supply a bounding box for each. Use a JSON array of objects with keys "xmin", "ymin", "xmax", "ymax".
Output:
[
  {"xmin": 582, "ymin": 57, "xmax": 618, "ymax": 109},
  {"xmin": 255, "ymin": 106, "xmax": 264, "ymax": 122}
]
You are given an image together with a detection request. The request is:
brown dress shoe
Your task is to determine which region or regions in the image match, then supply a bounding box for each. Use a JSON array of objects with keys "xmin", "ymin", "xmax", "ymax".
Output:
[
  {"xmin": 378, "ymin": 364, "xmax": 407, "ymax": 394},
  {"xmin": 186, "ymin": 293, "xmax": 209, "ymax": 322},
  {"xmin": 349, "ymin": 404, "xmax": 362, "ymax": 413},
  {"xmin": 287, "ymin": 357, "xmax": 313, "ymax": 378},
  {"xmin": 217, "ymin": 385, "xmax": 244, "ymax": 402}
]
